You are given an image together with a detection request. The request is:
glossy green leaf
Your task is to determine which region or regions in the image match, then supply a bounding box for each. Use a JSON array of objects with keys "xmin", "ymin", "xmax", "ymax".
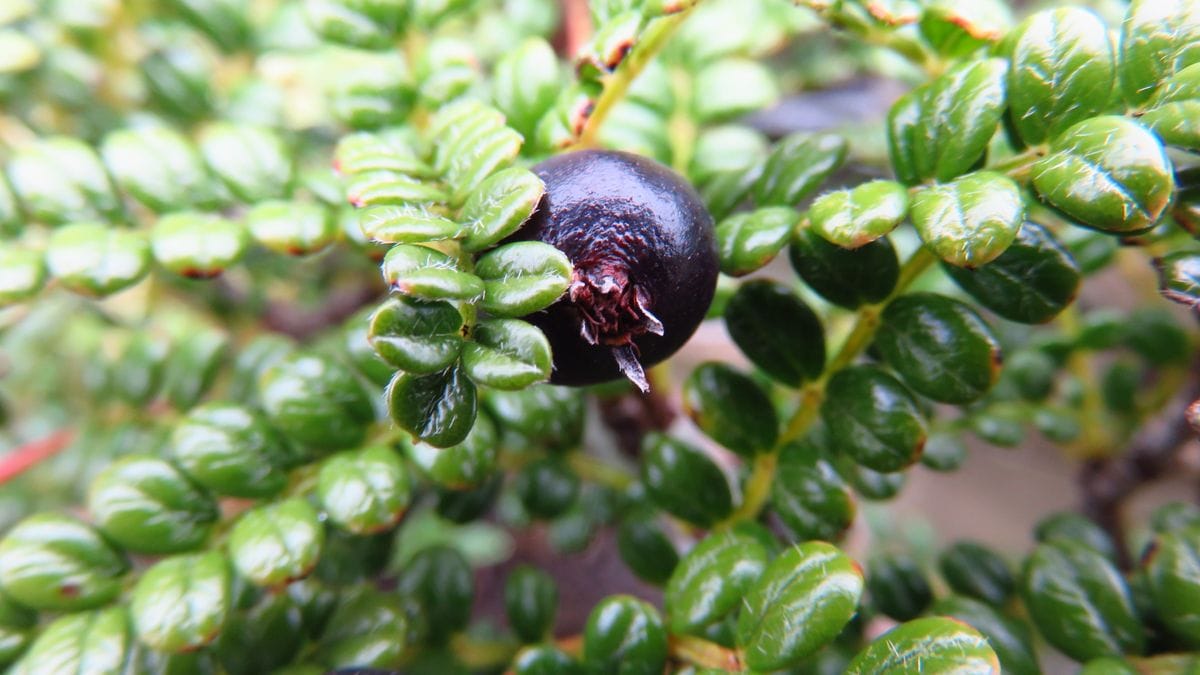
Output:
[
  {"xmin": 246, "ymin": 200, "xmax": 337, "ymax": 255},
  {"xmin": 1156, "ymin": 252, "xmax": 1200, "ymax": 310},
  {"xmin": 737, "ymin": 541, "xmax": 864, "ymax": 671},
  {"xmin": 476, "ymin": 241, "xmax": 573, "ymax": 317},
  {"xmin": 1032, "ymin": 116, "xmax": 1174, "ymax": 234},
  {"xmin": 772, "ymin": 440, "xmax": 856, "ymax": 542},
  {"xmin": 408, "ymin": 410, "xmax": 495, "ymax": 488},
  {"xmin": 875, "ymin": 292, "xmax": 1002, "ymax": 404},
  {"xmin": 215, "ymin": 590, "xmax": 306, "ymax": 675},
  {"xmin": 919, "ymin": 0, "xmax": 1011, "ymax": 57},
  {"xmin": 396, "ymin": 545, "xmax": 473, "ymax": 644},
  {"xmin": 199, "ymin": 122, "xmax": 293, "ymax": 202},
  {"xmin": 432, "ymin": 102, "xmax": 524, "ymax": 204},
  {"xmin": 867, "ymin": 553, "xmax": 932, "ymax": 621},
  {"xmin": 1006, "ymin": 8, "xmax": 1116, "ymax": 146},
  {"xmin": 460, "ymin": 168, "xmax": 545, "ymax": 252},
  {"xmin": 314, "ymin": 590, "xmax": 407, "ymax": 669},
  {"xmin": 583, "ymin": 595, "xmax": 668, "ymax": 675},
  {"xmin": 260, "ymin": 352, "xmax": 374, "ymax": 451},
  {"xmin": 683, "ymin": 362, "xmax": 778, "ymax": 457},
  {"xmin": 1142, "ymin": 529, "xmax": 1200, "ymax": 646},
  {"xmin": 1022, "ymin": 542, "xmax": 1145, "ymax": 661},
  {"xmin": 938, "ymin": 541, "xmax": 1015, "ymax": 607},
  {"xmin": 513, "ymin": 645, "xmax": 583, "ymax": 675},
  {"xmin": 932, "ymin": 595, "xmax": 1039, "ymax": 675},
  {"xmin": 809, "ymin": 180, "xmax": 909, "ymax": 249},
  {"xmin": 46, "ymin": 222, "xmax": 151, "ymax": 296},
  {"xmin": 6, "ymin": 137, "xmax": 122, "ymax": 225},
  {"xmin": 754, "ymin": 133, "xmax": 847, "ymax": 207},
  {"xmin": 358, "ymin": 204, "xmax": 459, "ymax": 244},
  {"xmin": 462, "ymin": 318, "xmax": 552, "ymax": 389},
  {"xmin": 381, "ymin": 243, "xmax": 485, "ymax": 301},
  {"xmin": 317, "ymin": 446, "xmax": 412, "ymax": 534},
  {"xmin": 313, "ymin": 528, "xmax": 392, "ymax": 587},
  {"xmin": 505, "ymin": 565, "xmax": 558, "ymax": 643},
  {"xmin": 152, "ymin": 211, "xmax": 248, "ymax": 277},
  {"xmin": 493, "ymin": 38, "xmax": 561, "ymax": 138},
  {"xmin": 170, "ymin": 402, "xmax": 297, "ymax": 498},
  {"xmin": 1119, "ymin": 0, "xmax": 1200, "ymax": 106},
  {"xmin": 0, "ymin": 246, "xmax": 45, "ymax": 305},
  {"xmin": 1140, "ymin": 63, "xmax": 1200, "ymax": 150},
  {"xmin": 333, "ymin": 128, "xmax": 424, "ymax": 177},
  {"xmin": 1036, "ymin": 512, "xmax": 1120, "ymax": 562},
  {"xmin": 888, "ymin": 59, "xmax": 1008, "ymax": 184},
  {"xmin": 368, "ymin": 296, "xmax": 464, "ymax": 374},
  {"xmin": 846, "ymin": 616, "xmax": 1001, "ymax": 674},
  {"xmin": 714, "ymin": 206, "xmax": 796, "ymax": 276},
  {"xmin": 87, "ymin": 454, "xmax": 217, "ymax": 554},
  {"xmin": 910, "ymin": 172, "xmax": 1024, "ymax": 267},
  {"xmin": 130, "ymin": 551, "xmax": 231, "ymax": 653},
  {"xmin": 724, "ymin": 279, "xmax": 823, "ymax": 386},
  {"xmin": 101, "ymin": 126, "xmax": 217, "ymax": 213},
  {"xmin": 514, "ymin": 458, "xmax": 579, "ymax": 519},
  {"xmin": 822, "ymin": 366, "xmax": 927, "ymax": 472},
  {"xmin": 664, "ymin": 530, "xmax": 769, "ymax": 635},
  {"xmin": 0, "ymin": 513, "xmax": 128, "ymax": 611},
  {"xmin": 690, "ymin": 125, "xmax": 768, "ymax": 185},
  {"xmin": 387, "ymin": 363, "xmax": 477, "ymax": 448},
  {"xmin": 7, "ymin": 607, "xmax": 130, "ymax": 675},
  {"xmin": 617, "ymin": 512, "xmax": 679, "ymax": 585},
  {"xmin": 229, "ymin": 499, "xmax": 324, "ymax": 587},
  {"xmin": 943, "ymin": 222, "xmax": 1080, "ymax": 323},
  {"xmin": 640, "ymin": 433, "xmax": 732, "ymax": 528},
  {"xmin": 789, "ymin": 229, "xmax": 899, "ymax": 309}
]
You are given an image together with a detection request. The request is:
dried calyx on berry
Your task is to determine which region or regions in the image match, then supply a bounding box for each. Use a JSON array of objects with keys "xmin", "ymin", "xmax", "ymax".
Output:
[{"xmin": 508, "ymin": 149, "xmax": 718, "ymax": 392}]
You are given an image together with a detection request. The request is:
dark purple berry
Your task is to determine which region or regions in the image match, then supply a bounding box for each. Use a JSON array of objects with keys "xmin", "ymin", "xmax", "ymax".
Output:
[{"xmin": 508, "ymin": 149, "xmax": 718, "ymax": 391}]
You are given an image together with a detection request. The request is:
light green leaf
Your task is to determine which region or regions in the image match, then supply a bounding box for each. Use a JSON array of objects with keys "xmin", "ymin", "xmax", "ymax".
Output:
[
  {"xmin": 911, "ymin": 172, "xmax": 1024, "ymax": 267},
  {"xmin": 462, "ymin": 319, "xmax": 552, "ymax": 389}
]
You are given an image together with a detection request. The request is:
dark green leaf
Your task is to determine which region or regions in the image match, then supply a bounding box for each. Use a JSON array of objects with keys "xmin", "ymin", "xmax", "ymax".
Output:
[
  {"xmin": 617, "ymin": 513, "xmax": 679, "ymax": 586},
  {"xmin": 789, "ymin": 229, "xmax": 899, "ymax": 309},
  {"xmin": 867, "ymin": 553, "xmax": 932, "ymax": 621},
  {"xmin": 485, "ymin": 384, "xmax": 585, "ymax": 451},
  {"xmin": 1022, "ymin": 542, "xmax": 1144, "ymax": 661},
  {"xmin": 314, "ymin": 590, "xmax": 407, "ymax": 669},
  {"xmin": 736, "ymin": 541, "xmax": 864, "ymax": 671},
  {"xmin": 388, "ymin": 363, "xmax": 477, "ymax": 448},
  {"xmin": 215, "ymin": 590, "xmax": 306, "ymax": 675},
  {"xmin": 1032, "ymin": 116, "xmax": 1174, "ymax": 234},
  {"xmin": 170, "ymin": 402, "xmax": 297, "ymax": 498},
  {"xmin": 1036, "ymin": 512, "xmax": 1120, "ymax": 563},
  {"xmin": 505, "ymin": 565, "xmax": 559, "ymax": 643},
  {"xmin": 514, "ymin": 458, "xmax": 579, "ymax": 519},
  {"xmin": 938, "ymin": 541, "xmax": 1015, "ymax": 607},
  {"xmin": 369, "ymin": 295, "xmax": 464, "ymax": 374},
  {"xmin": 462, "ymin": 319, "xmax": 552, "ymax": 389},
  {"xmin": 513, "ymin": 645, "xmax": 583, "ymax": 675},
  {"xmin": 259, "ymin": 352, "xmax": 374, "ymax": 451},
  {"xmin": 640, "ymin": 433, "xmax": 732, "ymax": 528},
  {"xmin": 683, "ymin": 362, "xmax": 778, "ymax": 457},
  {"xmin": 822, "ymin": 366, "xmax": 927, "ymax": 472},
  {"xmin": 583, "ymin": 595, "xmax": 668, "ymax": 675},
  {"xmin": 460, "ymin": 168, "xmax": 545, "ymax": 252},
  {"xmin": 943, "ymin": 222, "xmax": 1080, "ymax": 323},
  {"xmin": 724, "ymin": 280, "xmax": 824, "ymax": 387},
  {"xmin": 875, "ymin": 292, "xmax": 1002, "ymax": 404},
  {"xmin": 1142, "ymin": 529, "xmax": 1200, "ymax": 646},
  {"xmin": 396, "ymin": 546, "xmax": 473, "ymax": 645},
  {"xmin": 408, "ymin": 411, "xmax": 496, "ymax": 488},
  {"xmin": 772, "ymin": 440, "xmax": 855, "ymax": 542},
  {"xmin": 130, "ymin": 551, "xmax": 231, "ymax": 653}
]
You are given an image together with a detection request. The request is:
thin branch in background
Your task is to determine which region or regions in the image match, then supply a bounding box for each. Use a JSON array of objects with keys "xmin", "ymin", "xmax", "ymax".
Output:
[
  {"xmin": 1079, "ymin": 364, "xmax": 1200, "ymax": 569},
  {"xmin": 0, "ymin": 430, "xmax": 76, "ymax": 485}
]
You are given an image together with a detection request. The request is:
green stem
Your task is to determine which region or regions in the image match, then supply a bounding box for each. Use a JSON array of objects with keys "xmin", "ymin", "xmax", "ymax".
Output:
[
  {"xmin": 714, "ymin": 246, "xmax": 937, "ymax": 529},
  {"xmin": 575, "ymin": 8, "xmax": 698, "ymax": 148},
  {"xmin": 567, "ymin": 451, "xmax": 636, "ymax": 491}
]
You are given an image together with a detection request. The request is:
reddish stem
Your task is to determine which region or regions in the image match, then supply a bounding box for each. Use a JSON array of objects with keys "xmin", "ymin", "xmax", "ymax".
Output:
[{"xmin": 0, "ymin": 430, "xmax": 76, "ymax": 485}]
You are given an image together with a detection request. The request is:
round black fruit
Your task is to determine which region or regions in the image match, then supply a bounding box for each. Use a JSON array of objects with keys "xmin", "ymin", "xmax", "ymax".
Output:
[{"xmin": 509, "ymin": 149, "xmax": 718, "ymax": 391}]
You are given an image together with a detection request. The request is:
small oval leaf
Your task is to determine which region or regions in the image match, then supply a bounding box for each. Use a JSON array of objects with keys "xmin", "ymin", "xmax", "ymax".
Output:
[{"xmin": 910, "ymin": 172, "xmax": 1025, "ymax": 267}]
